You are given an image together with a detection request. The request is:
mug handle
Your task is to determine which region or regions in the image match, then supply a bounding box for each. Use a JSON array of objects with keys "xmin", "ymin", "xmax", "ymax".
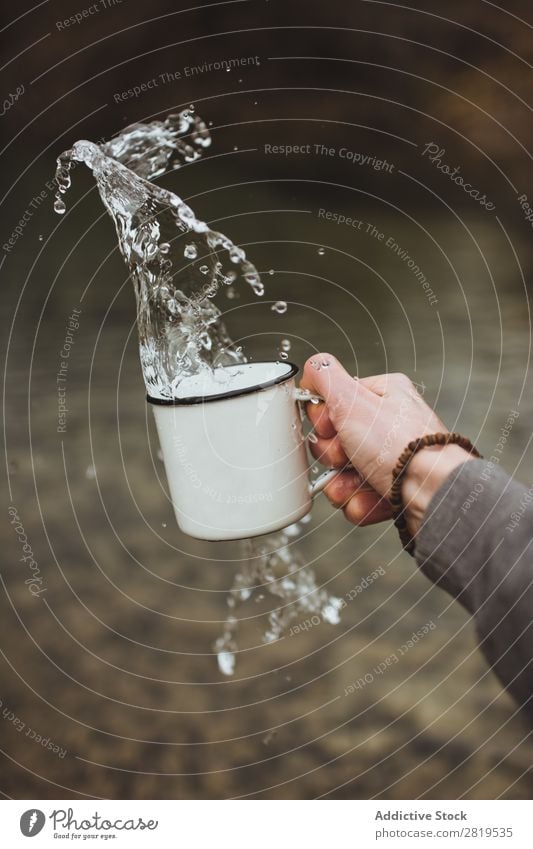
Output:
[
  {"xmin": 309, "ymin": 467, "xmax": 340, "ymax": 498},
  {"xmin": 293, "ymin": 388, "xmax": 355, "ymax": 500},
  {"xmin": 293, "ymin": 387, "xmax": 324, "ymax": 405}
]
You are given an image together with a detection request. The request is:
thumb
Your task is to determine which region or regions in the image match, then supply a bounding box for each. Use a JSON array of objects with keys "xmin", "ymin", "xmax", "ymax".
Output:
[{"xmin": 300, "ymin": 354, "xmax": 361, "ymax": 410}]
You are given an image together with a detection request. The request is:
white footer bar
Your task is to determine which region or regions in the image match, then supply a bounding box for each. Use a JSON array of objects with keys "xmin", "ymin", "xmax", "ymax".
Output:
[{"xmin": 2, "ymin": 799, "xmax": 530, "ymax": 848}]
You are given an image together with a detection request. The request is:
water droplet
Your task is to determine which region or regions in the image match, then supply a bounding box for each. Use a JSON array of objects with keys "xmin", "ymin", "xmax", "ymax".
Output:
[
  {"xmin": 199, "ymin": 264, "xmax": 210, "ymax": 275},
  {"xmin": 85, "ymin": 465, "xmax": 96, "ymax": 479},
  {"xmin": 229, "ymin": 246, "xmax": 245, "ymax": 263},
  {"xmin": 262, "ymin": 730, "xmax": 277, "ymax": 745},
  {"xmin": 300, "ymin": 513, "xmax": 312, "ymax": 524},
  {"xmin": 217, "ymin": 651, "xmax": 235, "ymax": 676},
  {"xmin": 226, "ymin": 286, "xmax": 237, "ymax": 299},
  {"xmin": 317, "ymin": 247, "xmax": 325, "ymax": 255},
  {"xmin": 310, "ymin": 397, "xmax": 320, "ymax": 405},
  {"xmin": 159, "ymin": 242, "xmax": 170, "ymax": 254},
  {"xmin": 233, "ymin": 145, "xmax": 238, "ymax": 151},
  {"xmin": 311, "ymin": 464, "xmax": 319, "ymax": 474},
  {"xmin": 177, "ymin": 202, "xmax": 195, "ymax": 224},
  {"xmin": 308, "ymin": 432, "xmax": 318, "ymax": 444},
  {"xmin": 161, "ymin": 522, "xmax": 167, "ymax": 528},
  {"xmin": 38, "ymin": 234, "xmax": 44, "ymax": 241},
  {"xmin": 281, "ymin": 339, "xmax": 291, "ymax": 352},
  {"xmin": 271, "ymin": 300, "xmax": 287, "ymax": 314},
  {"xmin": 321, "ymin": 359, "xmax": 331, "ymax": 368},
  {"xmin": 167, "ymin": 298, "xmax": 179, "ymax": 314},
  {"xmin": 184, "ymin": 243, "xmax": 197, "ymax": 259},
  {"xmin": 54, "ymin": 198, "xmax": 66, "ymax": 215},
  {"xmin": 268, "ymin": 269, "xmax": 274, "ymax": 276},
  {"xmin": 279, "ymin": 351, "xmax": 288, "ymax": 360}
]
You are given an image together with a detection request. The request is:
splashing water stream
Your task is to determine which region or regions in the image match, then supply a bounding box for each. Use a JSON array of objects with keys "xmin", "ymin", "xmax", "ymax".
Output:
[{"xmin": 54, "ymin": 110, "xmax": 341, "ymax": 673}]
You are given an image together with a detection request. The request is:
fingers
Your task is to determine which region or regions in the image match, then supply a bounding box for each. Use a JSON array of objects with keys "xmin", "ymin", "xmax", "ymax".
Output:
[
  {"xmin": 300, "ymin": 355, "xmax": 383, "ymax": 439},
  {"xmin": 309, "ymin": 434, "xmax": 350, "ymax": 468},
  {"xmin": 343, "ymin": 492, "xmax": 393, "ymax": 526},
  {"xmin": 358, "ymin": 374, "xmax": 389, "ymax": 396},
  {"xmin": 300, "ymin": 354, "xmax": 360, "ymax": 407},
  {"xmin": 301, "ymin": 359, "xmax": 416, "ymax": 406},
  {"xmin": 323, "ymin": 469, "xmax": 392, "ymax": 526},
  {"xmin": 306, "ymin": 401, "xmax": 336, "ymax": 439},
  {"xmin": 323, "ymin": 469, "xmax": 364, "ymax": 506},
  {"xmin": 359, "ymin": 372, "xmax": 416, "ymax": 398}
]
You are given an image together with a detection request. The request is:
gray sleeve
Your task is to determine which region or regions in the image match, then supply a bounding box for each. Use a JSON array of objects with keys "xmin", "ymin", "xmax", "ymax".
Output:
[{"xmin": 414, "ymin": 459, "xmax": 533, "ymax": 723}]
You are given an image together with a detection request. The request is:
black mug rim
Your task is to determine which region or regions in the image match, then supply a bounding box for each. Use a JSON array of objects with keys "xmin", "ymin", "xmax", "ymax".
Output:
[{"xmin": 146, "ymin": 361, "xmax": 299, "ymax": 406}]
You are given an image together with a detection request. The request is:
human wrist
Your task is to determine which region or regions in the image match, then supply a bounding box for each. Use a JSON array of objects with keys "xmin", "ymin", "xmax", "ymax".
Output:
[{"xmin": 401, "ymin": 444, "xmax": 475, "ymax": 536}]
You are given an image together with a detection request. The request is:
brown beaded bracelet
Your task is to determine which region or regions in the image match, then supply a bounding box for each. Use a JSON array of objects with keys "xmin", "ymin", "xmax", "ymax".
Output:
[{"xmin": 389, "ymin": 432, "xmax": 482, "ymax": 556}]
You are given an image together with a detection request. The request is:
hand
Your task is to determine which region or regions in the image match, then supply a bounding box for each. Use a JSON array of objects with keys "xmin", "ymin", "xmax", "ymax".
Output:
[{"xmin": 300, "ymin": 354, "xmax": 473, "ymax": 531}]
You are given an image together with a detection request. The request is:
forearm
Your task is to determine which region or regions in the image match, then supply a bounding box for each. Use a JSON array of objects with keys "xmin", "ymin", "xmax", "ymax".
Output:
[
  {"xmin": 401, "ymin": 444, "xmax": 475, "ymax": 536},
  {"xmin": 410, "ymin": 458, "xmax": 533, "ymax": 723}
]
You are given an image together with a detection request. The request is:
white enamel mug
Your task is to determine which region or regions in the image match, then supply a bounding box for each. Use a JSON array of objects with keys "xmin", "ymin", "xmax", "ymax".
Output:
[{"xmin": 148, "ymin": 361, "xmax": 339, "ymax": 540}]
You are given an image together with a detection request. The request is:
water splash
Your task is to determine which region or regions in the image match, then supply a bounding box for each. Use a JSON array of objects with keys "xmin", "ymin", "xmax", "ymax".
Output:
[
  {"xmin": 54, "ymin": 110, "xmax": 341, "ymax": 673},
  {"xmin": 214, "ymin": 525, "xmax": 342, "ymax": 673},
  {"xmin": 54, "ymin": 112, "xmax": 261, "ymax": 399},
  {"xmin": 102, "ymin": 108, "xmax": 211, "ymax": 179}
]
